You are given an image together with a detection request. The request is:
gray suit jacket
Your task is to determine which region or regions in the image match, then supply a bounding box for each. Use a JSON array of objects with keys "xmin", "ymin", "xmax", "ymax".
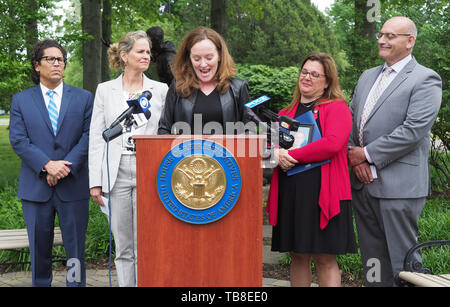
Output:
[
  {"xmin": 349, "ymin": 57, "xmax": 442, "ymax": 199},
  {"xmin": 89, "ymin": 74, "xmax": 168, "ymax": 190}
]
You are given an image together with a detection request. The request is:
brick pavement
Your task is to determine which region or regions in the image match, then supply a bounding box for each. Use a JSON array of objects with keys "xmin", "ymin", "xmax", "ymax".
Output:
[{"xmin": 0, "ymin": 269, "xmax": 290, "ymax": 287}]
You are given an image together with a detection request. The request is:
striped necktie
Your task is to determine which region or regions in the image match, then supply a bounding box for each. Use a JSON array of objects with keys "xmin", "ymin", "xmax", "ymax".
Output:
[
  {"xmin": 358, "ymin": 67, "xmax": 394, "ymax": 146},
  {"xmin": 46, "ymin": 90, "xmax": 58, "ymax": 135}
]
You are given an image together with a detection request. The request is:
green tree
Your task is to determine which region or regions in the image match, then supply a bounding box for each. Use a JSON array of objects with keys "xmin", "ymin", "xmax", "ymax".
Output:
[
  {"xmin": 0, "ymin": 0, "xmax": 54, "ymax": 112},
  {"xmin": 170, "ymin": 0, "xmax": 342, "ymax": 69},
  {"xmin": 227, "ymin": 0, "xmax": 341, "ymax": 68}
]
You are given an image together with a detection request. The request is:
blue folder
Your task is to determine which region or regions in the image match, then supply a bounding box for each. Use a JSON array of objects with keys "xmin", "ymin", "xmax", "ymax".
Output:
[{"xmin": 286, "ymin": 110, "xmax": 330, "ymax": 176}]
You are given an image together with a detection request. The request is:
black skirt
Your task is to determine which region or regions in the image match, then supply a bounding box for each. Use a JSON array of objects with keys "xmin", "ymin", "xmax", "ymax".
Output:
[{"xmin": 271, "ymin": 166, "xmax": 357, "ymax": 255}]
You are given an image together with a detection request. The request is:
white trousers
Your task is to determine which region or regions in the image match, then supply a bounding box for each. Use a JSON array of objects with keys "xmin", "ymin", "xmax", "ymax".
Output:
[{"xmin": 107, "ymin": 154, "xmax": 137, "ymax": 287}]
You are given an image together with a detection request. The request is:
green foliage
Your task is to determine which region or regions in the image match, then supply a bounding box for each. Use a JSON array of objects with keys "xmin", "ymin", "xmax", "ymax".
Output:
[
  {"xmin": 0, "ymin": 0, "xmax": 54, "ymax": 57},
  {"xmin": 418, "ymin": 197, "xmax": 450, "ymax": 274},
  {"xmin": 170, "ymin": 0, "xmax": 342, "ymax": 69},
  {"xmin": 0, "ymin": 0, "xmax": 55, "ymax": 112},
  {"xmin": 429, "ymin": 150, "xmax": 449, "ymax": 194},
  {"xmin": 63, "ymin": 57, "xmax": 83, "ymax": 88},
  {"xmin": 0, "ymin": 61, "xmax": 33, "ymax": 113},
  {"xmin": 0, "ymin": 124, "xmax": 21, "ymax": 188},
  {"xmin": 230, "ymin": 0, "xmax": 341, "ymax": 67},
  {"xmin": 0, "ymin": 184, "xmax": 24, "ymax": 229},
  {"xmin": 0, "ymin": 183, "xmax": 28, "ymax": 270},
  {"xmin": 84, "ymin": 199, "xmax": 115, "ymax": 261},
  {"xmin": 237, "ymin": 64, "xmax": 298, "ymax": 112}
]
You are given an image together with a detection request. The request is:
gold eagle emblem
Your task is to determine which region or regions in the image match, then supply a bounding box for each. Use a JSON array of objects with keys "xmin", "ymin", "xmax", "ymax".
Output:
[{"xmin": 171, "ymin": 155, "xmax": 226, "ymax": 210}]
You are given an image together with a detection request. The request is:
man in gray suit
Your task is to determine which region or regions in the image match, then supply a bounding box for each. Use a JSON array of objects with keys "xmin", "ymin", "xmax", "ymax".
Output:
[{"xmin": 348, "ymin": 16, "xmax": 442, "ymax": 286}]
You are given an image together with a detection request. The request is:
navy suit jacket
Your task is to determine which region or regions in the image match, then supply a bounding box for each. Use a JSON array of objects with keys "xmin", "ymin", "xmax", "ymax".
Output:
[{"xmin": 9, "ymin": 83, "xmax": 93, "ymax": 202}]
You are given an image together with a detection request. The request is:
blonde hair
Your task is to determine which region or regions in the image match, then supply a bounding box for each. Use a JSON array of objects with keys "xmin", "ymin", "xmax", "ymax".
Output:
[
  {"xmin": 173, "ymin": 27, "xmax": 236, "ymax": 98},
  {"xmin": 286, "ymin": 52, "xmax": 346, "ymax": 112},
  {"xmin": 108, "ymin": 30, "xmax": 151, "ymax": 70}
]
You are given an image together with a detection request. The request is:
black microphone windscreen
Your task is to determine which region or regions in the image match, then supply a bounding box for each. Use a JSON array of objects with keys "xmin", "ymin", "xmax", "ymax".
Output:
[{"xmin": 102, "ymin": 123, "xmax": 124, "ymax": 142}]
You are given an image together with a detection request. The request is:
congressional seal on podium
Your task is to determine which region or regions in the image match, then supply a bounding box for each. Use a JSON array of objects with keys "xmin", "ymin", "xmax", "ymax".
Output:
[{"xmin": 156, "ymin": 139, "xmax": 242, "ymax": 224}]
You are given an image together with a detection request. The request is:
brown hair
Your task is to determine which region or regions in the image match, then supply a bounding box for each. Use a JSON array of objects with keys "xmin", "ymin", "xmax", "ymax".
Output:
[
  {"xmin": 173, "ymin": 27, "xmax": 236, "ymax": 98},
  {"xmin": 285, "ymin": 52, "xmax": 346, "ymax": 111},
  {"xmin": 108, "ymin": 30, "xmax": 151, "ymax": 70}
]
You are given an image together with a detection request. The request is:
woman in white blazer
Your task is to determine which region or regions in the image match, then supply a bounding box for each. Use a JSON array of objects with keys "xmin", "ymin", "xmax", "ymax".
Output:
[{"xmin": 89, "ymin": 30, "xmax": 168, "ymax": 287}]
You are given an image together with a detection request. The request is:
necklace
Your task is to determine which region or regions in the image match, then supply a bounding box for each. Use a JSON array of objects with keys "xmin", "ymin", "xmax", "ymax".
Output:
[{"xmin": 301, "ymin": 96, "xmax": 322, "ymax": 109}]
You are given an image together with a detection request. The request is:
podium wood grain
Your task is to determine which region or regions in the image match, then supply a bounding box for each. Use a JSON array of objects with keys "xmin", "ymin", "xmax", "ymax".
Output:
[{"xmin": 134, "ymin": 135, "xmax": 264, "ymax": 286}]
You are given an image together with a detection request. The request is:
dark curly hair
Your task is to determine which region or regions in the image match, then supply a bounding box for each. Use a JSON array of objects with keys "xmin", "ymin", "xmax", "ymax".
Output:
[{"xmin": 30, "ymin": 39, "xmax": 67, "ymax": 85}]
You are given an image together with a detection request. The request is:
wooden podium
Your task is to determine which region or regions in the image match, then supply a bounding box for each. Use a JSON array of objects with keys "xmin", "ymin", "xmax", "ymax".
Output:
[{"xmin": 133, "ymin": 135, "xmax": 264, "ymax": 287}]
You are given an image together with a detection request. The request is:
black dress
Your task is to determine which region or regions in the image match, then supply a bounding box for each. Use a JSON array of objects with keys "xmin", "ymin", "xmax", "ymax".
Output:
[{"xmin": 271, "ymin": 103, "xmax": 357, "ymax": 255}]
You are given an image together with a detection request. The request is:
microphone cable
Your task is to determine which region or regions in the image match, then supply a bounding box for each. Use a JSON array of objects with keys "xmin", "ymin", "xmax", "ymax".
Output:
[{"xmin": 105, "ymin": 127, "xmax": 113, "ymax": 287}]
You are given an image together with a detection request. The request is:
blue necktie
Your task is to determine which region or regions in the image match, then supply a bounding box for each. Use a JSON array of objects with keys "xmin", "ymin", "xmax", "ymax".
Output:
[{"xmin": 46, "ymin": 90, "xmax": 58, "ymax": 135}]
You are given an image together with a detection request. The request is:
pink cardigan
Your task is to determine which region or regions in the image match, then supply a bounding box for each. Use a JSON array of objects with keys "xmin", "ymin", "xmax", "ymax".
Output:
[{"xmin": 266, "ymin": 99, "xmax": 353, "ymax": 230}]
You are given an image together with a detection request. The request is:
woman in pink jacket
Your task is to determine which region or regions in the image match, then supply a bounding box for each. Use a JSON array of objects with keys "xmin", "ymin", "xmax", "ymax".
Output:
[{"xmin": 266, "ymin": 53, "xmax": 357, "ymax": 287}]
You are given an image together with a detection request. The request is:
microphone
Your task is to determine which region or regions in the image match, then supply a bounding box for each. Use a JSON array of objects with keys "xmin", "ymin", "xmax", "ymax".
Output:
[
  {"xmin": 245, "ymin": 96, "xmax": 300, "ymax": 149},
  {"xmin": 244, "ymin": 95, "xmax": 271, "ymax": 109},
  {"xmin": 102, "ymin": 90, "xmax": 153, "ymax": 142},
  {"xmin": 245, "ymin": 96, "xmax": 301, "ymax": 131},
  {"xmin": 126, "ymin": 90, "xmax": 152, "ymax": 120},
  {"xmin": 109, "ymin": 91, "xmax": 152, "ymax": 128},
  {"xmin": 102, "ymin": 122, "xmax": 124, "ymax": 142}
]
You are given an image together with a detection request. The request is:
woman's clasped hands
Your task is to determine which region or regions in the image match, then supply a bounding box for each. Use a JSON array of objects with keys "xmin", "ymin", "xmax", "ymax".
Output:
[{"xmin": 275, "ymin": 148, "xmax": 299, "ymax": 172}]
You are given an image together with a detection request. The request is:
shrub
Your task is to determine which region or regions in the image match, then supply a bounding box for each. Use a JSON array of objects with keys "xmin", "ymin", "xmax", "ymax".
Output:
[{"xmin": 236, "ymin": 64, "xmax": 298, "ymax": 112}]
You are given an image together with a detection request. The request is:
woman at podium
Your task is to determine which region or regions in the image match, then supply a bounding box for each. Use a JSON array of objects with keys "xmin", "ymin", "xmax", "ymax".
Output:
[
  {"xmin": 266, "ymin": 53, "xmax": 357, "ymax": 287},
  {"xmin": 158, "ymin": 27, "xmax": 251, "ymax": 135},
  {"xmin": 88, "ymin": 31, "xmax": 168, "ymax": 287}
]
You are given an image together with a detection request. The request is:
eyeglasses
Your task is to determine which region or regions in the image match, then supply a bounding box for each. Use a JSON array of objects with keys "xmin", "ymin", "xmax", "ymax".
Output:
[
  {"xmin": 40, "ymin": 56, "xmax": 66, "ymax": 65},
  {"xmin": 376, "ymin": 32, "xmax": 411, "ymax": 40},
  {"xmin": 300, "ymin": 69, "xmax": 326, "ymax": 80}
]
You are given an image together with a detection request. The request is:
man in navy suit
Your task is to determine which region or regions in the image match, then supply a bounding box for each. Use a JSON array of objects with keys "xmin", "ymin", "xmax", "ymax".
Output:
[{"xmin": 9, "ymin": 39, "xmax": 93, "ymax": 286}]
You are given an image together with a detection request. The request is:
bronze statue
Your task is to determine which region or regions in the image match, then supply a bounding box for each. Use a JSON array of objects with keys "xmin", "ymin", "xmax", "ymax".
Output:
[{"xmin": 146, "ymin": 26, "xmax": 176, "ymax": 85}]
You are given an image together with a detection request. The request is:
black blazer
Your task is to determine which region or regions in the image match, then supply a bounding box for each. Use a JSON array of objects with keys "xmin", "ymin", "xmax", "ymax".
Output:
[{"xmin": 158, "ymin": 78, "xmax": 251, "ymax": 134}]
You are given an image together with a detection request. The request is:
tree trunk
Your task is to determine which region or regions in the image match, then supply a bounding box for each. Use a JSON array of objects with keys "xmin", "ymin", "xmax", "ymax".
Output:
[
  {"xmin": 211, "ymin": 0, "xmax": 228, "ymax": 37},
  {"xmin": 101, "ymin": 0, "xmax": 111, "ymax": 82},
  {"xmin": 355, "ymin": 0, "xmax": 377, "ymax": 39},
  {"xmin": 81, "ymin": 0, "xmax": 102, "ymax": 95},
  {"xmin": 352, "ymin": 0, "xmax": 379, "ymax": 72},
  {"xmin": 25, "ymin": 0, "xmax": 38, "ymax": 59}
]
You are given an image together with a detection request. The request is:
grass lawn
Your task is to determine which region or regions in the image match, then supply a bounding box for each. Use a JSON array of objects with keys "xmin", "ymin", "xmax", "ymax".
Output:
[{"xmin": 0, "ymin": 123, "xmax": 21, "ymax": 188}]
